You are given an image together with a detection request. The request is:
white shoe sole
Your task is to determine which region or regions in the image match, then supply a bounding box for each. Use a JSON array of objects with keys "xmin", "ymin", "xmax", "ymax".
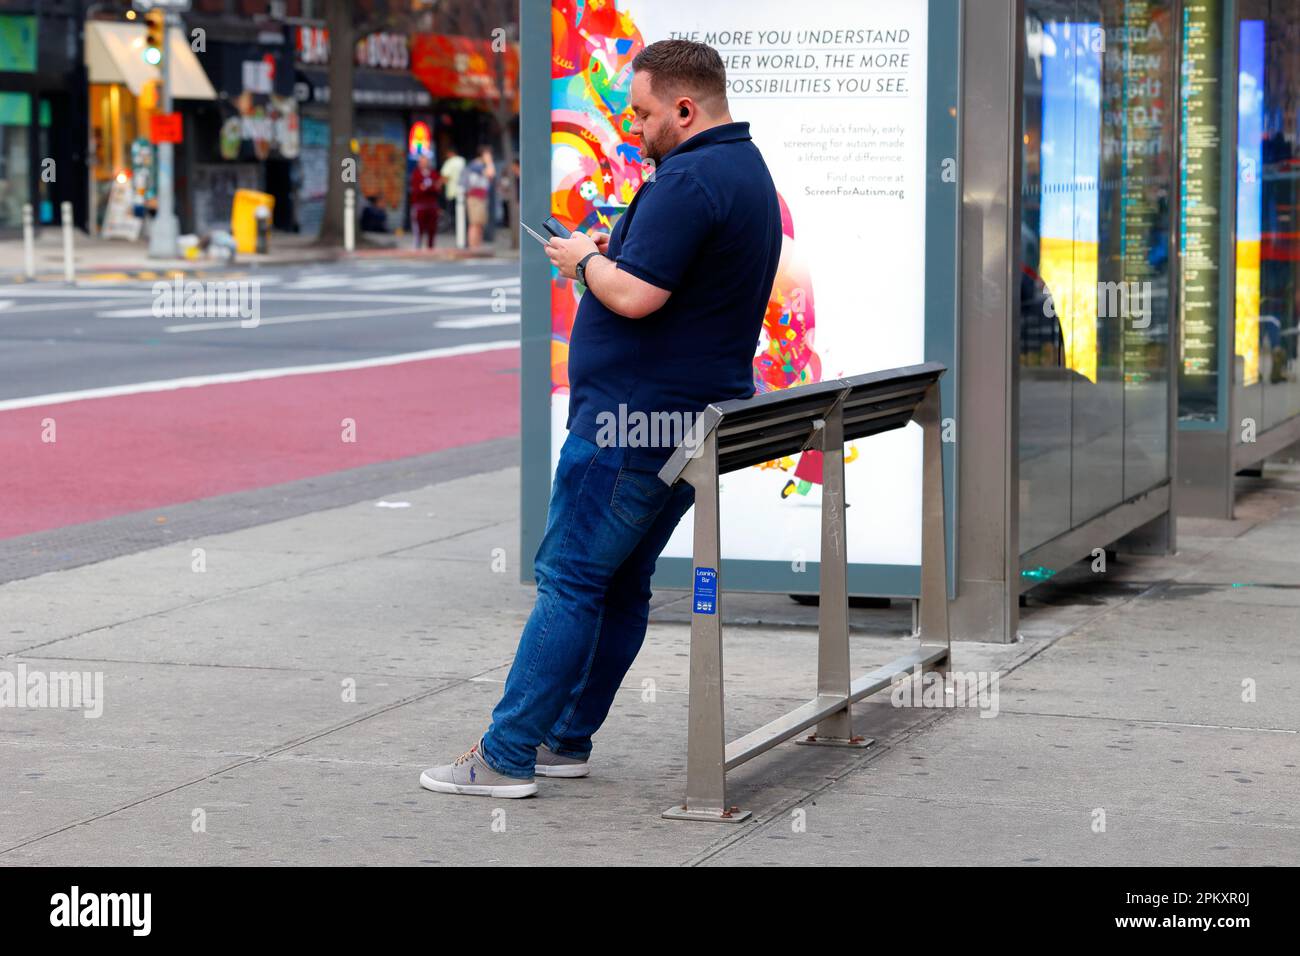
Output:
[
  {"xmin": 419, "ymin": 771, "xmax": 538, "ymax": 798},
  {"xmin": 534, "ymin": 762, "xmax": 590, "ymax": 778}
]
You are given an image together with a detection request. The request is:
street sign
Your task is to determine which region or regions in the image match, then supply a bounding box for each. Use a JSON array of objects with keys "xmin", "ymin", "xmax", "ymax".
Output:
[{"xmin": 150, "ymin": 112, "xmax": 182, "ymax": 144}]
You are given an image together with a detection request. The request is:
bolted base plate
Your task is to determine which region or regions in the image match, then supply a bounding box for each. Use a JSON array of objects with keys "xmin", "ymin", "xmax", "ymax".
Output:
[
  {"xmin": 795, "ymin": 734, "xmax": 876, "ymax": 748},
  {"xmin": 662, "ymin": 804, "xmax": 753, "ymax": 824}
]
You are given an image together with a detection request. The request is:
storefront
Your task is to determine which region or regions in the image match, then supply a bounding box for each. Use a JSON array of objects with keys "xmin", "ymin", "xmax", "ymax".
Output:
[
  {"xmin": 0, "ymin": 9, "xmax": 87, "ymax": 232},
  {"xmin": 190, "ymin": 36, "xmax": 297, "ymax": 235},
  {"xmin": 292, "ymin": 26, "xmax": 434, "ymax": 238},
  {"xmin": 0, "ymin": 13, "xmax": 39, "ymax": 231},
  {"xmin": 85, "ymin": 19, "xmax": 216, "ymax": 238},
  {"xmin": 410, "ymin": 31, "xmax": 520, "ymax": 158},
  {"xmin": 411, "ymin": 31, "xmax": 521, "ymax": 238}
]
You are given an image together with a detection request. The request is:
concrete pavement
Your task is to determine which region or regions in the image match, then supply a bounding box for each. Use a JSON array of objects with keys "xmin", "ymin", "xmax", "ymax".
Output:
[{"xmin": 1, "ymin": 456, "xmax": 1297, "ymax": 866}]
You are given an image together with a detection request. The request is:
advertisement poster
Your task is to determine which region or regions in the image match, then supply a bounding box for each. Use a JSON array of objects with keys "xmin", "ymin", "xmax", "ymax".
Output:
[
  {"xmin": 1039, "ymin": 22, "xmax": 1101, "ymax": 386},
  {"xmin": 549, "ymin": 0, "xmax": 932, "ymax": 569},
  {"xmin": 1235, "ymin": 19, "xmax": 1264, "ymax": 389}
]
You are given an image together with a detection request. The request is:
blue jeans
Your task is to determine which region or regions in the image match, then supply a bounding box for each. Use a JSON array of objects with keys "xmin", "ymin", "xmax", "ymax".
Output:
[{"xmin": 479, "ymin": 431, "xmax": 696, "ymax": 779}]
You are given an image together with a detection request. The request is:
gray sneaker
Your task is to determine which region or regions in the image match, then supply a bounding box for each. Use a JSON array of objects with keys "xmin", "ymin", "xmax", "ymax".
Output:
[
  {"xmin": 534, "ymin": 743, "xmax": 590, "ymax": 778},
  {"xmin": 420, "ymin": 740, "xmax": 538, "ymax": 798}
]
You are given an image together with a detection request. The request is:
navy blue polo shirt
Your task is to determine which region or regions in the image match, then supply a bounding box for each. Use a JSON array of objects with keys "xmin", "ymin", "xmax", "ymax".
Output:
[{"xmin": 566, "ymin": 121, "xmax": 782, "ymax": 469}]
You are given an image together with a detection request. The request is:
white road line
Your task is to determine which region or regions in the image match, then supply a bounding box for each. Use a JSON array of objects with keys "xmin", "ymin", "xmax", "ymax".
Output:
[
  {"xmin": 0, "ymin": 340, "xmax": 518, "ymax": 412},
  {"xmin": 354, "ymin": 273, "xmax": 480, "ymax": 290},
  {"xmin": 5, "ymin": 299, "xmax": 149, "ymax": 314},
  {"xmin": 0, "ymin": 288, "xmax": 150, "ymax": 298},
  {"xmin": 435, "ymin": 314, "xmax": 521, "ymax": 329},
  {"xmin": 98, "ymin": 307, "xmax": 181, "ymax": 318},
  {"xmin": 278, "ymin": 275, "xmax": 361, "ymax": 290},
  {"xmin": 282, "ymin": 272, "xmax": 412, "ymax": 290},
  {"xmin": 164, "ymin": 303, "xmax": 445, "ymax": 332},
  {"xmin": 429, "ymin": 278, "xmax": 522, "ymax": 293}
]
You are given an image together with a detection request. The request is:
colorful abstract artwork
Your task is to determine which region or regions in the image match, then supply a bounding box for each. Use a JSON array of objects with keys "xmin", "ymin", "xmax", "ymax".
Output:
[
  {"xmin": 548, "ymin": 0, "xmax": 835, "ymax": 495},
  {"xmin": 755, "ymin": 193, "xmax": 821, "ymax": 394},
  {"xmin": 550, "ymin": 0, "xmax": 647, "ymax": 393}
]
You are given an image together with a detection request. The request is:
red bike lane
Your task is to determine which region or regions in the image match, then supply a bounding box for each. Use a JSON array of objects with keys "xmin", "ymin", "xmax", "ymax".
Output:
[{"xmin": 0, "ymin": 347, "xmax": 520, "ymax": 539}]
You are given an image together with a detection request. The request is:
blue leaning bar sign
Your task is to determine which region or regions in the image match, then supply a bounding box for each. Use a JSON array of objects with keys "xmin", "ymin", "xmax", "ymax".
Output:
[{"xmin": 693, "ymin": 567, "xmax": 718, "ymax": 614}]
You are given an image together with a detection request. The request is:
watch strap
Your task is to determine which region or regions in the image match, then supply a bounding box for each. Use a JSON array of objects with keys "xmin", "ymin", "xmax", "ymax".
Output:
[{"xmin": 576, "ymin": 251, "xmax": 601, "ymax": 284}]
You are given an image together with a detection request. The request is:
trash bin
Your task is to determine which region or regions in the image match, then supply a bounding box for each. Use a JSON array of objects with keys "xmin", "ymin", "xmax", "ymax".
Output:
[{"xmin": 231, "ymin": 189, "xmax": 275, "ymax": 255}]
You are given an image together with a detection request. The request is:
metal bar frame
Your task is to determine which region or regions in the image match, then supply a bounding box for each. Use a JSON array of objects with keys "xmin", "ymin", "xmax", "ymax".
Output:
[{"xmin": 662, "ymin": 381, "xmax": 951, "ymax": 823}]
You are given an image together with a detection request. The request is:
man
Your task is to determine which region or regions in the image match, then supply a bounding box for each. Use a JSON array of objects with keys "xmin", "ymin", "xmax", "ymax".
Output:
[
  {"xmin": 439, "ymin": 145, "xmax": 465, "ymax": 216},
  {"xmin": 461, "ymin": 145, "xmax": 495, "ymax": 249},
  {"xmin": 421, "ymin": 39, "xmax": 781, "ymax": 798}
]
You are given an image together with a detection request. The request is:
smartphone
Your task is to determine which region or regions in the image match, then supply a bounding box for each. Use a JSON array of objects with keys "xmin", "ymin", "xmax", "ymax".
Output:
[{"xmin": 542, "ymin": 216, "xmax": 572, "ymax": 240}]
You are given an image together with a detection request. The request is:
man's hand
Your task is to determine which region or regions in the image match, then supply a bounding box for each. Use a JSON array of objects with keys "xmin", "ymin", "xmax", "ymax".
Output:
[
  {"xmin": 546, "ymin": 226, "xmax": 669, "ymax": 319},
  {"xmin": 545, "ymin": 232, "xmax": 599, "ymax": 280}
]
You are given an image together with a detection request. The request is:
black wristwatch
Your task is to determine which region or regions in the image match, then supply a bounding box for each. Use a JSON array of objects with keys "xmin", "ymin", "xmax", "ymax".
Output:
[{"xmin": 575, "ymin": 252, "xmax": 601, "ymax": 286}]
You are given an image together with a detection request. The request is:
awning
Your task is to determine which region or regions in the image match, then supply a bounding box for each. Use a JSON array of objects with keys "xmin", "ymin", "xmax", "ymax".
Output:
[
  {"xmin": 411, "ymin": 34, "xmax": 518, "ymax": 108},
  {"xmin": 85, "ymin": 21, "xmax": 216, "ymax": 100}
]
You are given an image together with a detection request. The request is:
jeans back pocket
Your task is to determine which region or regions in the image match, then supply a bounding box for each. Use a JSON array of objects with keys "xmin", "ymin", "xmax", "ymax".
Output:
[{"xmin": 610, "ymin": 465, "xmax": 672, "ymax": 527}]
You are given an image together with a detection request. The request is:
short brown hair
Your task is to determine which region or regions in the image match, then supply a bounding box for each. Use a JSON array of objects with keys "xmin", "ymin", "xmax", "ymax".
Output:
[{"xmin": 632, "ymin": 39, "xmax": 727, "ymax": 108}]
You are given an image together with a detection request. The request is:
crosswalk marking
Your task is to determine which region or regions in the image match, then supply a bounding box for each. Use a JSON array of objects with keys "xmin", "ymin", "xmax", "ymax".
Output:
[
  {"xmin": 427, "ymin": 278, "xmax": 522, "ymax": 293},
  {"xmin": 285, "ymin": 271, "xmax": 423, "ymax": 290},
  {"xmin": 351, "ymin": 273, "xmax": 479, "ymax": 290},
  {"xmin": 276, "ymin": 271, "xmax": 517, "ymax": 293},
  {"xmin": 434, "ymin": 314, "xmax": 521, "ymax": 329}
]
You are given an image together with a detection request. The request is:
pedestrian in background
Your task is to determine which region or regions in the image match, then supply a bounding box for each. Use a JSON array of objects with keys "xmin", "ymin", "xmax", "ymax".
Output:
[
  {"xmin": 439, "ymin": 146, "xmax": 465, "ymax": 232},
  {"xmin": 409, "ymin": 153, "xmax": 442, "ymax": 250},
  {"xmin": 462, "ymin": 145, "xmax": 495, "ymax": 250},
  {"xmin": 499, "ymin": 158, "xmax": 521, "ymax": 250}
]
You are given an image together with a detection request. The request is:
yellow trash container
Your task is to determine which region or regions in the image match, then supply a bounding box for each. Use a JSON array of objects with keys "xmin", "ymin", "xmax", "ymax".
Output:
[{"xmin": 231, "ymin": 189, "xmax": 275, "ymax": 254}]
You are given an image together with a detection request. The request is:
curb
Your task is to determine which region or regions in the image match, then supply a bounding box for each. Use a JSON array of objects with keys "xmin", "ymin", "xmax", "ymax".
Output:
[{"xmin": 0, "ymin": 249, "xmax": 519, "ymax": 283}]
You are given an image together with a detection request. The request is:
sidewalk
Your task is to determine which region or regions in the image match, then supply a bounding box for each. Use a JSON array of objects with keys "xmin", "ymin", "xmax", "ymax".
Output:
[
  {"xmin": 1, "ymin": 455, "xmax": 1296, "ymax": 866},
  {"xmin": 0, "ymin": 228, "xmax": 518, "ymax": 282}
]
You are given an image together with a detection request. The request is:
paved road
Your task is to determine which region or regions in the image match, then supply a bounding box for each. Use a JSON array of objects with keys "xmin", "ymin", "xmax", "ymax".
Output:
[
  {"xmin": 0, "ymin": 259, "xmax": 522, "ymax": 543},
  {"xmin": 0, "ymin": 258, "xmax": 519, "ymax": 401}
]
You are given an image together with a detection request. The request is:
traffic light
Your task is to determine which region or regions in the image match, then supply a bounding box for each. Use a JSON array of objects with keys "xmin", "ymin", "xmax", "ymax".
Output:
[{"xmin": 143, "ymin": 8, "xmax": 164, "ymax": 66}]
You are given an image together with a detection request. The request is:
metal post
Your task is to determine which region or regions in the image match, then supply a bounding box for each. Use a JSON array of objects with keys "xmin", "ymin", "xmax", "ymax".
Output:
[
  {"xmin": 916, "ymin": 382, "xmax": 952, "ymax": 660},
  {"xmin": 22, "ymin": 203, "xmax": 36, "ymax": 279},
  {"xmin": 455, "ymin": 193, "xmax": 467, "ymax": 249},
  {"xmin": 61, "ymin": 201, "xmax": 75, "ymax": 285},
  {"xmin": 950, "ymin": 0, "xmax": 1022, "ymax": 643},
  {"xmin": 344, "ymin": 188, "xmax": 355, "ymax": 252},
  {"xmin": 148, "ymin": 10, "xmax": 179, "ymax": 259},
  {"xmin": 662, "ymin": 428, "xmax": 750, "ymax": 823},
  {"xmin": 800, "ymin": 396, "xmax": 872, "ymax": 748}
]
